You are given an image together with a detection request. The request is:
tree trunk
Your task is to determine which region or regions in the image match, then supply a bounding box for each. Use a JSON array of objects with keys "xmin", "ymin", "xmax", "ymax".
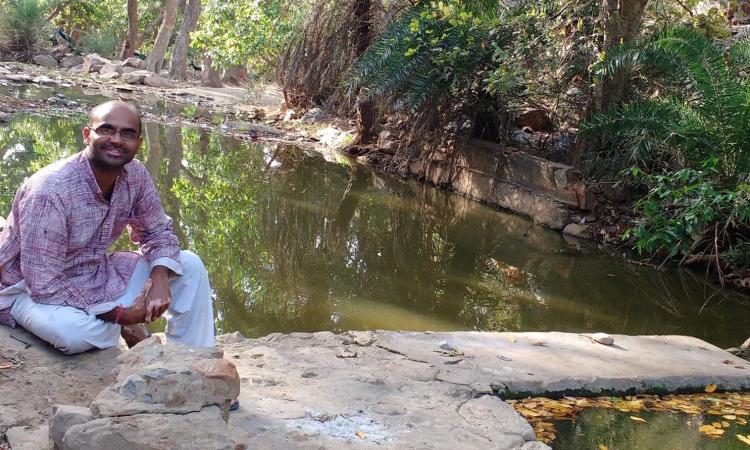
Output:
[
  {"xmin": 169, "ymin": 0, "xmax": 201, "ymax": 80},
  {"xmin": 145, "ymin": 0, "xmax": 178, "ymax": 73},
  {"xmin": 222, "ymin": 65, "xmax": 249, "ymax": 85},
  {"xmin": 351, "ymin": 0, "xmax": 376, "ymax": 144},
  {"xmin": 600, "ymin": 0, "xmax": 649, "ymax": 112},
  {"xmin": 201, "ymin": 54, "xmax": 223, "ymax": 87},
  {"xmin": 119, "ymin": 0, "xmax": 138, "ymax": 60},
  {"xmin": 138, "ymin": 10, "xmax": 164, "ymax": 48}
]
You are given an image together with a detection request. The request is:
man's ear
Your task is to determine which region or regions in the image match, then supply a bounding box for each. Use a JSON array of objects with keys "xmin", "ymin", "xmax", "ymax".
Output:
[{"xmin": 82, "ymin": 126, "xmax": 91, "ymax": 144}]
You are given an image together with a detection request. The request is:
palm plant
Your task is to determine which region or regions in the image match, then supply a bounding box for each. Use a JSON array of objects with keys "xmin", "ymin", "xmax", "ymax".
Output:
[
  {"xmin": 348, "ymin": 3, "xmax": 510, "ymax": 110},
  {"xmin": 583, "ymin": 27, "xmax": 750, "ymax": 181},
  {"xmin": 584, "ymin": 27, "xmax": 750, "ymax": 276}
]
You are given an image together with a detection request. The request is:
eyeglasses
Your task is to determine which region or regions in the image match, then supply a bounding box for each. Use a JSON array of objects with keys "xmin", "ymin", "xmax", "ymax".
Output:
[{"xmin": 93, "ymin": 125, "xmax": 140, "ymax": 141}]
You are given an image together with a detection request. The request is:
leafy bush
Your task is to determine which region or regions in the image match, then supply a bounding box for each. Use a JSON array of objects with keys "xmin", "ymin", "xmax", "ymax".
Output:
[
  {"xmin": 80, "ymin": 26, "xmax": 119, "ymax": 58},
  {"xmin": 585, "ymin": 27, "xmax": 750, "ymax": 275},
  {"xmin": 0, "ymin": 0, "xmax": 51, "ymax": 58}
]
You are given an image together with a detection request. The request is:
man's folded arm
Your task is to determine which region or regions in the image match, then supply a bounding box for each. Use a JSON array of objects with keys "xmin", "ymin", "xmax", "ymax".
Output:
[{"xmin": 17, "ymin": 193, "xmax": 96, "ymax": 308}]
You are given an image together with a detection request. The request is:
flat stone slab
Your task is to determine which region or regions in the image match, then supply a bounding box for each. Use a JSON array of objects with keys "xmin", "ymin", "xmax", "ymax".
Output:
[
  {"xmin": 373, "ymin": 331, "xmax": 750, "ymax": 398},
  {"xmin": 218, "ymin": 330, "xmax": 748, "ymax": 449},
  {"xmin": 219, "ymin": 331, "xmax": 545, "ymax": 449}
]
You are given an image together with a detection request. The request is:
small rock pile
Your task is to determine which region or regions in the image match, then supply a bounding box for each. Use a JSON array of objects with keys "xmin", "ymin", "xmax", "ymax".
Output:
[{"xmin": 49, "ymin": 335, "xmax": 244, "ymax": 450}]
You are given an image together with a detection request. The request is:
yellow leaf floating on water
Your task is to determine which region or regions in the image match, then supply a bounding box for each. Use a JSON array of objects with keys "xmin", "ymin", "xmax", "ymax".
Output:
[
  {"xmin": 737, "ymin": 435, "xmax": 750, "ymax": 446},
  {"xmin": 355, "ymin": 431, "xmax": 367, "ymax": 440},
  {"xmin": 630, "ymin": 416, "xmax": 647, "ymax": 423},
  {"xmin": 725, "ymin": 415, "xmax": 738, "ymax": 420},
  {"xmin": 705, "ymin": 384, "xmax": 718, "ymax": 393},
  {"xmin": 598, "ymin": 445, "xmax": 608, "ymax": 450}
]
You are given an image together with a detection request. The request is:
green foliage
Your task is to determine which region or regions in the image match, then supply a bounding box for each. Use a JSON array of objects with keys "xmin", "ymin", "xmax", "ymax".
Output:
[
  {"xmin": 586, "ymin": 26, "xmax": 750, "ymax": 271},
  {"xmin": 80, "ymin": 25, "xmax": 119, "ymax": 57},
  {"xmin": 625, "ymin": 166, "xmax": 750, "ymax": 259},
  {"xmin": 192, "ymin": 0, "xmax": 310, "ymax": 73},
  {"xmin": 0, "ymin": 0, "xmax": 51, "ymax": 57},
  {"xmin": 350, "ymin": 1, "xmax": 509, "ymax": 109}
]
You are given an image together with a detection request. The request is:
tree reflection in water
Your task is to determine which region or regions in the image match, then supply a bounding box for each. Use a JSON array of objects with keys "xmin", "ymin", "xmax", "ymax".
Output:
[{"xmin": 1, "ymin": 114, "xmax": 749, "ymax": 347}]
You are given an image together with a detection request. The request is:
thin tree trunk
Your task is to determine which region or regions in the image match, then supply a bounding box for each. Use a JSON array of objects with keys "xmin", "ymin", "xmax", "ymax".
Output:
[
  {"xmin": 145, "ymin": 0, "xmax": 178, "ymax": 73},
  {"xmin": 169, "ymin": 0, "xmax": 202, "ymax": 80},
  {"xmin": 138, "ymin": 10, "xmax": 164, "ymax": 48},
  {"xmin": 119, "ymin": 0, "xmax": 139, "ymax": 60},
  {"xmin": 600, "ymin": 0, "xmax": 649, "ymax": 112},
  {"xmin": 352, "ymin": 0, "xmax": 376, "ymax": 144},
  {"xmin": 201, "ymin": 54, "xmax": 223, "ymax": 87}
]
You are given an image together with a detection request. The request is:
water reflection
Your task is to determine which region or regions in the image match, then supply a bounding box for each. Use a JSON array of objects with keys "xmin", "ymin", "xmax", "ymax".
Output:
[{"xmin": 1, "ymin": 113, "xmax": 749, "ymax": 347}]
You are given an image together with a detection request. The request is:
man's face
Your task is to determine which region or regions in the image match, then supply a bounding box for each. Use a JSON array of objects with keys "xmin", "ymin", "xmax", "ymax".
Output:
[{"xmin": 83, "ymin": 104, "xmax": 143, "ymax": 170}]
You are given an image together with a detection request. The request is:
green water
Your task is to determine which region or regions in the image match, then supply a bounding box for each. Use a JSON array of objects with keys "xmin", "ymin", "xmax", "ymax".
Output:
[
  {"xmin": 554, "ymin": 409, "xmax": 750, "ymax": 449},
  {"xmin": 1, "ymin": 87, "xmax": 749, "ymax": 348}
]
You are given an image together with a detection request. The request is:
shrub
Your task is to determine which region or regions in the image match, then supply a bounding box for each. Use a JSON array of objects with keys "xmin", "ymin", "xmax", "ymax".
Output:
[
  {"xmin": 585, "ymin": 27, "xmax": 750, "ymax": 275},
  {"xmin": 0, "ymin": 0, "xmax": 51, "ymax": 59}
]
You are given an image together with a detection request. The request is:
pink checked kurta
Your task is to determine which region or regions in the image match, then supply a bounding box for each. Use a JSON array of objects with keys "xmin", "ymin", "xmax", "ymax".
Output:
[{"xmin": 0, "ymin": 152, "xmax": 180, "ymax": 327}]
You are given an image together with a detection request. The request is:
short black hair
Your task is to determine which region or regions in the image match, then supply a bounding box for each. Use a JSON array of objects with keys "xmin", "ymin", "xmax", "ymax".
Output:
[{"xmin": 88, "ymin": 100, "xmax": 142, "ymax": 133}]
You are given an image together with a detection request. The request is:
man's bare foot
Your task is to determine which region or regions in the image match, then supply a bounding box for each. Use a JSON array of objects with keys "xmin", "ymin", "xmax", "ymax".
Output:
[{"xmin": 120, "ymin": 324, "xmax": 150, "ymax": 348}]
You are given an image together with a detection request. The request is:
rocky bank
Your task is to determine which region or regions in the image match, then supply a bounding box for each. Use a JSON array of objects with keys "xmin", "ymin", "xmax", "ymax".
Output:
[{"xmin": 3, "ymin": 323, "xmax": 750, "ymax": 449}]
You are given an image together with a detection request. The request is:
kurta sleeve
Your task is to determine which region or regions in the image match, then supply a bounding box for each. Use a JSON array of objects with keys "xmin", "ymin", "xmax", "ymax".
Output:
[
  {"xmin": 127, "ymin": 171, "xmax": 182, "ymax": 273},
  {"xmin": 17, "ymin": 193, "xmax": 94, "ymax": 307}
]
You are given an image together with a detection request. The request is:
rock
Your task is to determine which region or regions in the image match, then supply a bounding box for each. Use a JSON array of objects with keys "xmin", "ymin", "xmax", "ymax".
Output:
[
  {"xmin": 458, "ymin": 396, "xmax": 536, "ymax": 441},
  {"xmin": 300, "ymin": 107, "xmax": 328, "ymax": 123},
  {"xmin": 90, "ymin": 336, "xmax": 239, "ymax": 418},
  {"xmin": 32, "ymin": 75, "xmax": 56, "ymax": 85},
  {"xmin": 516, "ymin": 109, "xmax": 554, "ymax": 132},
  {"xmin": 143, "ymin": 73, "xmax": 175, "ymax": 88},
  {"xmin": 61, "ymin": 406, "xmax": 239, "ymax": 450},
  {"xmin": 99, "ymin": 62, "xmax": 136, "ymax": 77},
  {"xmin": 5, "ymin": 73, "xmax": 33, "ymax": 83},
  {"xmin": 562, "ymin": 223, "xmax": 590, "ymax": 239},
  {"xmin": 5, "ymin": 425, "xmax": 49, "ymax": 450},
  {"xmin": 0, "ymin": 111, "xmax": 10, "ymax": 123},
  {"xmin": 121, "ymin": 69, "xmax": 151, "ymax": 85},
  {"xmin": 47, "ymin": 96, "xmax": 66, "ymax": 104},
  {"xmin": 67, "ymin": 64, "xmax": 85, "ymax": 74},
  {"xmin": 224, "ymin": 121, "xmax": 284, "ymax": 136},
  {"xmin": 377, "ymin": 130, "xmax": 397, "ymax": 154},
  {"xmin": 593, "ymin": 333, "xmax": 614, "ymax": 346},
  {"xmin": 283, "ymin": 109, "xmax": 298, "ymax": 121},
  {"xmin": 82, "ymin": 54, "xmax": 111, "ymax": 73},
  {"xmin": 315, "ymin": 126, "xmax": 351, "ymax": 147},
  {"xmin": 98, "ymin": 72, "xmax": 120, "ymax": 80},
  {"xmin": 439, "ymin": 340, "xmax": 459, "ymax": 352},
  {"xmin": 522, "ymin": 442, "xmax": 553, "ymax": 450},
  {"xmin": 32, "ymin": 54, "xmax": 59, "ymax": 68},
  {"xmin": 49, "ymin": 405, "xmax": 93, "ymax": 450},
  {"xmin": 123, "ymin": 57, "xmax": 146, "ymax": 70},
  {"xmin": 60, "ymin": 55, "xmax": 84, "ymax": 69}
]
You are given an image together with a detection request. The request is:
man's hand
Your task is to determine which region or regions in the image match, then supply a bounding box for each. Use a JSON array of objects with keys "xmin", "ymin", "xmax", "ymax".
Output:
[
  {"xmin": 145, "ymin": 266, "xmax": 172, "ymax": 323},
  {"xmin": 116, "ymin": 278, "xmax": 152, "ymax": 325}
]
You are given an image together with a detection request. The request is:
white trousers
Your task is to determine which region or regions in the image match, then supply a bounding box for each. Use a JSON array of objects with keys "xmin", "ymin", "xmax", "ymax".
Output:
[{"xmin": 10, "ymin": 250, "xmax": 215, "ymax": 355}]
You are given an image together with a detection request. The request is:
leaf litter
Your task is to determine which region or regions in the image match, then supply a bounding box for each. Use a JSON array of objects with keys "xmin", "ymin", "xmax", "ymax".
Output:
[{"xmin": 507, "ymin": 391, "xmax": 750, "ymax": 445}]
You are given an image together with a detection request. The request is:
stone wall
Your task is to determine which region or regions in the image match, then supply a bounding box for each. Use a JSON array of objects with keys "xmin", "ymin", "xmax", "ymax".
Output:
[{"xmin": 404, "ymin": 138, "xmax": 595, "ymax": 229}]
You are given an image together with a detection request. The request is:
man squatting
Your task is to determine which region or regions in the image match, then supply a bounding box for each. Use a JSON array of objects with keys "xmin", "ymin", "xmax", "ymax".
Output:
[{"xmin": 0, "ymin": 101, "xmax": 214, "ymax": 354}]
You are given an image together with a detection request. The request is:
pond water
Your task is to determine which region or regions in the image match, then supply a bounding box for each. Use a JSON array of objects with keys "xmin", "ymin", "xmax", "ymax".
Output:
[
  {"xmin": 1, "ymin": 85, "xmax": 750, "ymax": 348},
  {"xmin": 553, "ymin": 408, "xmax": 748, "ymax": 450}
]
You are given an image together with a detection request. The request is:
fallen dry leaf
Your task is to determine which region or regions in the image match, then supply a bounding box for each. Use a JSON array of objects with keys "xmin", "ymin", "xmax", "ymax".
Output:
[
  {"xmin": 0, "ymin": 364, "xmax": 11, "ymax": 370},
  {"xmin": 630, "ymin": 416, "xmax": 647, "ymax": 423},
  {"xmin": 598, "ymin": 445, "xmax": 608, "ymax": 450},
  {"xmin": 705, "ymin": 384, "xmax": 718, "ymax": 393},
  {"xmin": 355, "ymin": 431, "xmax": 366, "ymax": 440},
  {"xmin": 737, "ymin": 434, "xmax": 750, "ymax": 446}
]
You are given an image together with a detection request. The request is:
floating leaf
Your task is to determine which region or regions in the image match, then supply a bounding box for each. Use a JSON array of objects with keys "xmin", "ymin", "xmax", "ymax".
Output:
[
  {"xmin": 598, "ymin": 445, "xmax": 608, "ymax": 450},
  {"xmin": 630, "ymin": 416, "xmax": 647, "ymax": 423},
  {"xmin": 355, "ymin": 431, "xmax": 367, "ymax": 440},
  {"xmin": 705, "ymin": 384, "xmax": 718, "ymax": 393},
  {"xmin": 0, "ymin": 364, "xmax": 11, "ymax": 370},
  {"xmin": 737, "ymin": 434, "xmax": 750, "ymax": 446}
]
